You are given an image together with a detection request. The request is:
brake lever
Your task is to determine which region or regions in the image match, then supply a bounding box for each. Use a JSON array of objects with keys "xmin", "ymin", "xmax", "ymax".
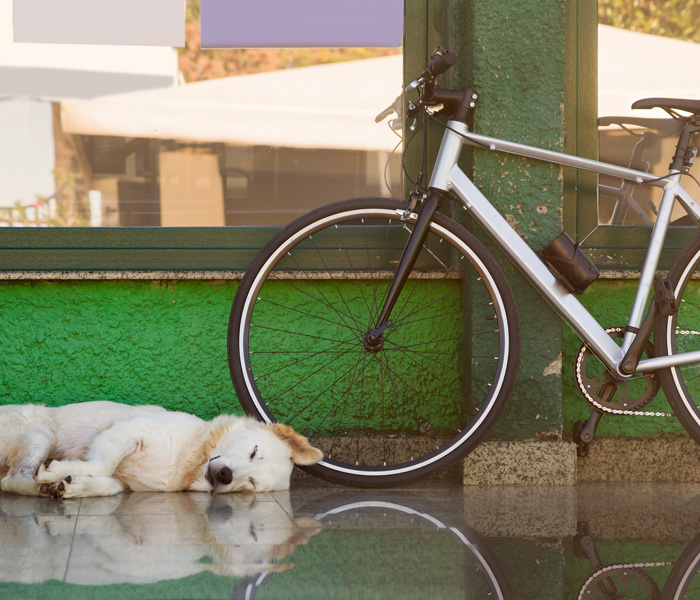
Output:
[
  {"xmin": 375, "ymin": 93, "xmax": 403, "ymax": 124},
  {"xmin": 375, "ymin": 94, "xmax": 405, "ymax": 132}
]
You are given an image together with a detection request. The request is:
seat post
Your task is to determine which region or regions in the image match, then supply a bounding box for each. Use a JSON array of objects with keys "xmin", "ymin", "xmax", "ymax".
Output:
[{"xmin": 670, "ymin": 120, "xmax": 700, "ymax": 173}]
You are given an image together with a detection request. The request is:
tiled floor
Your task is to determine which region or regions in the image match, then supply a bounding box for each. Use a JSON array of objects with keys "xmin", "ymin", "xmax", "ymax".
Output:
[{"xmin": 1, "ymin": 481, "xmax": 700, "ymax": 599}]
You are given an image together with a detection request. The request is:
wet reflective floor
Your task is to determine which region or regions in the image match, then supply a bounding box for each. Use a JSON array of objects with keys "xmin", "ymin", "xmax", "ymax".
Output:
[{"xmin": 0, "ymin": 482, "xmax": 699, "ymax": 599}]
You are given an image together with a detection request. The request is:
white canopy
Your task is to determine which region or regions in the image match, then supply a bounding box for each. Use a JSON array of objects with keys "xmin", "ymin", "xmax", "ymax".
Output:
[
  {"xmin": 58, "ymin": 26, "xmax": 700, "ymax": 151},
  {"xmin": 598, "ymin": 24, "xmax": 700, "ymax": 118},
  {"xmin": 61, "ymin": 55, "xmax": 404, "ymax": 152}
]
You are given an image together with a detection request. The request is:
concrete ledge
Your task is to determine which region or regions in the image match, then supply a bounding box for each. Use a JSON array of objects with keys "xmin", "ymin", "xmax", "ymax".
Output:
[
  {"xmin": 462, "ymin": 438, "xmax": 700, "ymax": 487},
  {"xmin": 463, "ymin": 441, "xmax": 577, "ymax": 485},
  {"xmin": 0, "ymin": 271, "xmax": 245, "ymax": 280},
  {"xmin": 577, "ymin": 437, "xmax": 700, "ymax": 483}
]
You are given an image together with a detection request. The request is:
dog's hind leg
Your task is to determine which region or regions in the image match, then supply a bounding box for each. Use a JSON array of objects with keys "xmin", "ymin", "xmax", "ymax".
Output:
[
  {"xmin": 1, "ymin": 427, "xmax": 55, "ymax": 496},
  {"xmin": 37, "ymin": 427, "xmax": 138, "ymax": 482},
  {"xmin": 42, "ymin": 475, "xmax": 125, "ymax": 499}
]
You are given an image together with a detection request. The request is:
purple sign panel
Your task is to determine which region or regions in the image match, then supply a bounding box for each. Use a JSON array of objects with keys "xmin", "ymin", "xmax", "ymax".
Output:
[{"xmin": 201, "ymin": 0, "xmax": 403, "ymax": 48}]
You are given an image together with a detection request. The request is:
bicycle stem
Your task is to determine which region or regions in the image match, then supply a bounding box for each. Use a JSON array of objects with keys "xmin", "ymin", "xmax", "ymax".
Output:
[{"xmin": 370, "ymin": 190, "xmax": 445, "ymax": 335}]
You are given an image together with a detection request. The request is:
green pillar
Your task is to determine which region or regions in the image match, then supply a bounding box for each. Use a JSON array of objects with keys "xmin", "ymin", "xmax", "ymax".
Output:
[{"xmin": 404, "ymin": 0, "xmax": 569, "ymax": 440}]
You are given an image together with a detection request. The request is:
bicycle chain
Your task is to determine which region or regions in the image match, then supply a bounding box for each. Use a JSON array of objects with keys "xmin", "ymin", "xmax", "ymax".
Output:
[
  {"xmin": 575, "ymin": 328, "xmax": 673, "ymax": 418},
  {"xmin": 576, "ymin": 562, "xmax": 671, "ymax": 600}
]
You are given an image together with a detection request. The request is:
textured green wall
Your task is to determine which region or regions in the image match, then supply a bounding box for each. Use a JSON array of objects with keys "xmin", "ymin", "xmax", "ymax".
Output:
[
  {"xmin": 0, "ymin": 280, "xmax": 240, "ymax": 419},
  {"xmin": 1, "ymin": 277, "xmax": 686, "ymax": 440},
  {"xmin": 445, "ymin": 0, "xmax": 568, "ymax": 440},
  {"xmin": 0, "ymin": 277, "xmax": 464, "ymax": 433}
]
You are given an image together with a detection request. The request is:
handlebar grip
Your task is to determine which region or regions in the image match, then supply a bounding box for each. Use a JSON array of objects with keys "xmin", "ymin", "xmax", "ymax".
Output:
[{"xmin": 426, "ymin": 51, "xmax": 458, "ymax": 78}]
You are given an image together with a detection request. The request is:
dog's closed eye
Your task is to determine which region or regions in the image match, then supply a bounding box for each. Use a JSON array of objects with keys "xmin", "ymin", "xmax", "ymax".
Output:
[{"xmin": 249, "ymin": 445, "xmax": 258, "ymax": 460}]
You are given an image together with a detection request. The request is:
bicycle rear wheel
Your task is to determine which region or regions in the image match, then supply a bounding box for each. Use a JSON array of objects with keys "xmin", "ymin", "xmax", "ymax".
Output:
[
  {"xmin": 656, "ymin": 232, "xmax": 700, "ymax": 440},
  {"xmin": 228, "ymin": 198, "xmax": 520, "ymax": 486},
  {"xmin": 661, "ymin": 531, "xmax": 700, "ymax": 600}
]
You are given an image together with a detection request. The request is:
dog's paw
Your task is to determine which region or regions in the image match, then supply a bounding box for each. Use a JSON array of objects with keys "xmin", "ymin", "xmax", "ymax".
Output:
[
  {"xmin": 36, "ymin": 463, "xmax": 64, "ymax": 483},
  {"xmin": 39, "ymin": 476, "xmax": 74, "ymax": 499}
]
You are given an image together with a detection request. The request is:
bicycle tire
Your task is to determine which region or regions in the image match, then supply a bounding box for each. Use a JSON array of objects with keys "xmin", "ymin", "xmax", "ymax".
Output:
[
  {"xmin": 655, "ymin": 231, "xmax": 700, "ymax": 441},
  {"xmin": 228, "ymin": 197, "xmax": 520, "ymax": 486},
  {"xmin": 661, "ymin": 531, "xmax": 700, "ymax": 600}
]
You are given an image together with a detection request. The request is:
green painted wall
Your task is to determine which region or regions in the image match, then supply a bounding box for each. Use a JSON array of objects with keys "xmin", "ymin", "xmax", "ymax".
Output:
[{"xmin": 0, "ymin": 280, "xmax": 240, "ymax": 419}]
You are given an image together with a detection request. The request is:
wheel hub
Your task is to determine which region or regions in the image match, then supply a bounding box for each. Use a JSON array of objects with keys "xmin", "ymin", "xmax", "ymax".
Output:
[{"xmin": 363, "ymin": 332, "xmax": 385, "ymax": 353}]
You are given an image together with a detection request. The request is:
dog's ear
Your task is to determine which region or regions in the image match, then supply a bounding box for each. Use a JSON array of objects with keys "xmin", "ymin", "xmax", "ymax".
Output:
[{"xmin": 268, "ymin": 424, "xmax": 324, "ymax": 465}]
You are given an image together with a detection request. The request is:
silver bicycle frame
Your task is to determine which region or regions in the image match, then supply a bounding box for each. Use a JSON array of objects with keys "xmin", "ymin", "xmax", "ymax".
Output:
[{"xmin": 429, "ymin": 120, "xmax": 700, "ymax": 376}]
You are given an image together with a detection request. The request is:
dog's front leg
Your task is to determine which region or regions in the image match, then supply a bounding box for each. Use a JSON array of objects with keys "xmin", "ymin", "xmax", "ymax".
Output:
[
  {"xmin": 42, "ymin": 475, "xmax": 125, "ymax": 499},
  {"xmin": 37, "ymin": 427, "xmax": 138, "ymax": 482}
]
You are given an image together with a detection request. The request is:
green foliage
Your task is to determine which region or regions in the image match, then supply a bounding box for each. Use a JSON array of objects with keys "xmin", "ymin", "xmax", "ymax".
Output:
[
  {"xmin": 185, "ymin": 0, "xmax": 200, "ymax": 22},
  {"xmin": 599, "ymin": 0, "xmax": 700, "ymax": 43}
]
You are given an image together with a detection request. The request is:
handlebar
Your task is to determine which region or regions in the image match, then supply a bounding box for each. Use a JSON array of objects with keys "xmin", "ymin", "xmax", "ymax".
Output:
[
  {"xmin": 375, "ymin": 46, "xmax": 475, "ymax": 127},
  {"xmin": 405, "ymin": 48, "xmax": 458, "ymax": 93},
  {"xmin": 403, "ymin": 46, "xmax": 477, "ymax": 125},
  {"xmin": 424, "ymin": 51, "xmax": 458, "ymax": 79}
]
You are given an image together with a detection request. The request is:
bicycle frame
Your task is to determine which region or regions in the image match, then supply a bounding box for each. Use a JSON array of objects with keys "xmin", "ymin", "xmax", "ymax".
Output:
[{"xmin": 426, "ymin": 120, "xmax": 700, "ymax": 377}]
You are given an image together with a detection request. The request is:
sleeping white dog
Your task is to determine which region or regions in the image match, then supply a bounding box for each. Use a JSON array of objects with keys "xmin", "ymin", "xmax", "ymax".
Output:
[{"xmin": 0, "ymin": 401, "xmax": 323, "ymax": 498}]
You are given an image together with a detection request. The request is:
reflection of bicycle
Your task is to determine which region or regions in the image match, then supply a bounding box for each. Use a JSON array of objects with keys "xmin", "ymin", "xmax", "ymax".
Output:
[
  {"xmin": 599, "ymin": 117, "xmax": 684, "ymax": 226},
  {"xmin": 574, "ymin": 522, "xmax": 700, "ymax": 600},
  {"xmin": 574, "ymin": 521, "xmax": 666, "ymax": 600},
  {"xmin": 228, "ymin": 45, "xmax": 700, "ymax": 486},
  {"xmin": 662, "ymin": 531, "xmax": 700, "ymax": 600},
  {"xmin": 235, "ymin": 492, "xmax": 513, "ymax": 600}
]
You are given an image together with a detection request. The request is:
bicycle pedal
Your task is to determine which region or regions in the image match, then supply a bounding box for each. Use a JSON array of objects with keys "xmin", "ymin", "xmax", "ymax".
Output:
[
  {"xmin": 573, "ymin": 420, "xmax": 591, "ymax": 458},
  {"xmin": 573, "ymin": 413, "xmax": 602, "ymax": 458}
]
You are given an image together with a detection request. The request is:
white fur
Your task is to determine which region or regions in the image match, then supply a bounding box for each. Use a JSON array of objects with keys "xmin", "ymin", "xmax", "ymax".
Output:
[{"xmin": 0, "ymin": 401, "xmax": 323, "ymax": 498}]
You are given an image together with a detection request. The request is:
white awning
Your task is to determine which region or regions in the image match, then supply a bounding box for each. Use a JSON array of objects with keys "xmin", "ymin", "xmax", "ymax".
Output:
[
  {"xmin": 599, "ymin": 24, "xmax": 700, "ymax": 118},
  {"xmin": 60, "ymin": 55, "xmax": 404, "ymax": 152}
]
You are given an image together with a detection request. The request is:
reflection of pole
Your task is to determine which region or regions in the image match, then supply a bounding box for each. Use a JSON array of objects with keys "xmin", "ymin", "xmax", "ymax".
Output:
[{"xmin": 52, "ymin": 102, "xmax": 91, "ymax": 226}]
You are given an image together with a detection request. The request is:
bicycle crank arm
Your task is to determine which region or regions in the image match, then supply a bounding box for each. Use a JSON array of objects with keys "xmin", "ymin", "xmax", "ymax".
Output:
[{"xmin": 573, "ymin": 409, "xmax": 604, "ymax": 457}]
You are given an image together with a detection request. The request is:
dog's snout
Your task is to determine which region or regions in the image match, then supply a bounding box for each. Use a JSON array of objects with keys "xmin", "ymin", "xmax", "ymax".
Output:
[{"xmin": 216, "ymin": 466, "xmax": 233, "ymax": 485}]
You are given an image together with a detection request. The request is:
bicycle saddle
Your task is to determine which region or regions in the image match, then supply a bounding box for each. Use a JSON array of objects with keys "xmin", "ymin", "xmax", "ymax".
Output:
[{"xmin": 632, "ymin": 97, "xmax": 700, "ymax": 116}]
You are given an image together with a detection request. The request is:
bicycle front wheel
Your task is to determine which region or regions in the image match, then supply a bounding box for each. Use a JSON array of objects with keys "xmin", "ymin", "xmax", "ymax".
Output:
[
  {"xmin": 228, "ymin": 198, "xmax": 521, "ymax": 486},
  {"xmin": 656, "ymin": 232, "xmax": 700, "ymax": 440}
]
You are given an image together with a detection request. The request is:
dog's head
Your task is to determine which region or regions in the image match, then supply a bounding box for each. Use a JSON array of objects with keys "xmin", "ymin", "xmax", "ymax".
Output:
[{"xmin": 204, "ymin": 418, "xmax": 323, "ymax": 493}]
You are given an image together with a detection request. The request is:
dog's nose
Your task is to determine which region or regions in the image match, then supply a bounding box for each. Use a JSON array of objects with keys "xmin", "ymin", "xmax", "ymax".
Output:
[{"xmin": 216, "ymin": 466, "xmax": 233, "ymax": 485}]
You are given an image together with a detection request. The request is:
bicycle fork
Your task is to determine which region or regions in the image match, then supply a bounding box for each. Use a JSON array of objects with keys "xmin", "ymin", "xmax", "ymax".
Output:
[{"xmin": 363, "ymin": 189, "xmax": 445, "ymax": 352}]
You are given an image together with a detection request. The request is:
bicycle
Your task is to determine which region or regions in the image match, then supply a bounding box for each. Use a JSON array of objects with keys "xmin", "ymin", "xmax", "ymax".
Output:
[{"xmin": 227, "ymin": 46, "xmax": 700, "ymax": 487}]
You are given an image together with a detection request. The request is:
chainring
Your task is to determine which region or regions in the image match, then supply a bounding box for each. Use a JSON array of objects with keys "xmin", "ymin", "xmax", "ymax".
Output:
[
  {"xmin": 577, "ymin": 564, "xmax": 661, "ymax": 600},
  {"xmin": 575, "ymin": 327, "xmax": 660, "ymax": 414}
]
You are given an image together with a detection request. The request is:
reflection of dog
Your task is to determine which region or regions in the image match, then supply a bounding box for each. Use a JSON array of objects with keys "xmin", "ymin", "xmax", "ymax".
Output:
[
  {"xmin": 0, "ymin": 401, "xmax": 322, "ymax": 498},
  {"xmin": 0, "ymin": 492, "xmax": 322, "ymax": 584}
]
